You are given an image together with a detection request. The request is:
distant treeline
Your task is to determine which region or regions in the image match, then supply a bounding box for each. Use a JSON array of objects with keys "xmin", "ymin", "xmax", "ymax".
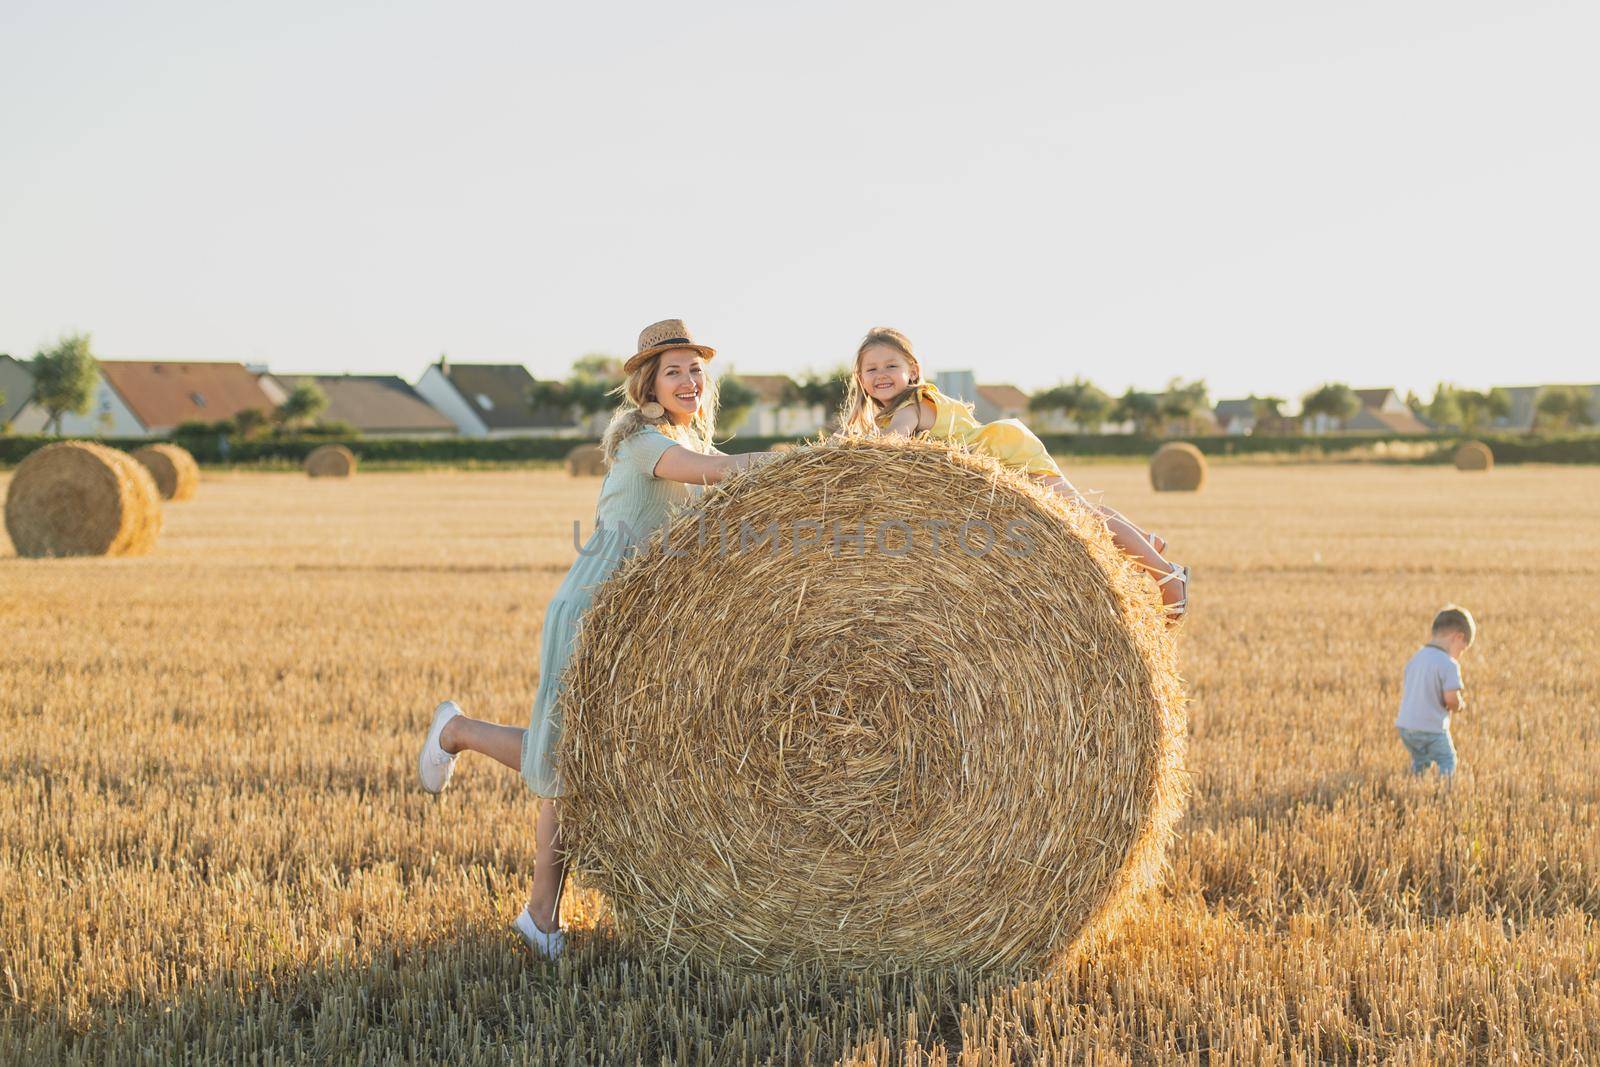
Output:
[{"xmin": 4, "ymin": 432, "xmax": 1600, "ymax": 468}]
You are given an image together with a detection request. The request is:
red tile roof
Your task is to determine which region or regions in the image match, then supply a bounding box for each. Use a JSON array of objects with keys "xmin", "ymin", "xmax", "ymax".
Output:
[{"xmin": 98, "ymin": 361, "xmax": 278, "ymax": 432}]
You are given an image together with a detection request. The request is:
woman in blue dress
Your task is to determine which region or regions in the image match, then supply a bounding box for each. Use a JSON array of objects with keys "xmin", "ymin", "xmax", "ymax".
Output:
[{"xmin": 415, "ymin": 319, "xmax": 766, "ymax": 957}]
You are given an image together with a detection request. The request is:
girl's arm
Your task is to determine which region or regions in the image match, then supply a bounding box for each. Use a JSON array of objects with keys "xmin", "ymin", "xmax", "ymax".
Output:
[
  {"xmin": 882, "ymin": 399, "xmax": 935, "ymax": 436},
  {"xmin": 653, "ymin": 444, "xmax": 769, "ymax": 486}
]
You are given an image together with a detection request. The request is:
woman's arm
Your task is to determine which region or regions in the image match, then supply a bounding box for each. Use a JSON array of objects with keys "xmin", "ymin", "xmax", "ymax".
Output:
[{"xmin": 652, "ymin": 444, "xmax": 769, "ymax": 486}]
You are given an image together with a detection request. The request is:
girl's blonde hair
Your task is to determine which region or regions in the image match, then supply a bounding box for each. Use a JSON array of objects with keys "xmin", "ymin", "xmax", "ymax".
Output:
[
  {"xmin": 839, "ymin": 326, "xmax": 923, "ymax": 435},
  {"xmin": 600, "ymin": 349, "xmax": 720, "ymax": 463}
]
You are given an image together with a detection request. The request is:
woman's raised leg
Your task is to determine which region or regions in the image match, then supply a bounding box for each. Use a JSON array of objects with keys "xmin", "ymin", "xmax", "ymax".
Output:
[{"xmin": 440, "ymin": 714, "xmax": 524, "ymax": 771}]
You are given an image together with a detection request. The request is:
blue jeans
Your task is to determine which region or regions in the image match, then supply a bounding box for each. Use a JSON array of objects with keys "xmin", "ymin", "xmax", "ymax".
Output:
[{"xmin": 1398, "ymin": 728, "xmax": 1456, "ymax": 776}]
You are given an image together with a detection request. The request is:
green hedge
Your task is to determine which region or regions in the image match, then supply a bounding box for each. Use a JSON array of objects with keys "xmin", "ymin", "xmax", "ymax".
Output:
[{"xmin": 3, "ymin": 431, "xmax": 1599, "ymax": 468}]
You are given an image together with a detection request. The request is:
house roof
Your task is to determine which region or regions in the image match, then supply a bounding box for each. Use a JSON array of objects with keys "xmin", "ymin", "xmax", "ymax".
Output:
[
  {"xmin": 976, "ymin": 384, "xmax": 1031, "ymax": 412},
  {"xmin": 272, "ymin": 374, "xmax": 455, "ymax": 433},
  {"xmin": 1213, "ymin": 398, "xmax": 1258, "ymax": 420},
  {"xmin": 1354, "ymin": 388, "xmax": 1398, "ymax": 410},
  {"xmin": 731, "ymin": 373, "xmax": 798, "ymax": 406},
  {"xmin": 437, "ymin": 361, "xmax": 572, "ymax": 430},
  {"xmin": 0, "ymin": 354, "xmax": 34, "ymax": 424},
  {"xmin": 97, "ymin": 360, "xmax": 279, "ymax": 431},
  {"xmin": 1345, "ymin": 406, "xmax": 1431, "ymax": 435}
]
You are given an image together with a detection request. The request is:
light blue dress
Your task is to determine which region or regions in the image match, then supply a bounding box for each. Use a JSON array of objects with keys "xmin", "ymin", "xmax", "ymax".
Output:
[{"xmin": 521, "ymin": 427, "xmax": 699, "ymax": 796}]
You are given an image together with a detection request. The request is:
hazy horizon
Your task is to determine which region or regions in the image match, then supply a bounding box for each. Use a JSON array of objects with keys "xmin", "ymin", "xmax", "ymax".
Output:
[{"xmin": 3, "ymin": 1, "xmax": 1595, "ymax": 401}]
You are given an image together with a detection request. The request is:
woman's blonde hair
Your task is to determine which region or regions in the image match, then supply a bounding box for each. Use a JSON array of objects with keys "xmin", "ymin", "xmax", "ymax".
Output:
[
  {"xmin": 838, "ymin": 327, "xmax": 924, "ymax": 435},
  {"xmin": 600, "ymin": 349, "xmax": 720, "ymax": 463}
]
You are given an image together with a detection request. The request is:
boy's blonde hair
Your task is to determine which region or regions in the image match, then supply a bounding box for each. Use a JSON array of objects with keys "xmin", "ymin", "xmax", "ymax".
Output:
[
  {"xmin": 839, "ymin": 327, "xmax": 923, "ymax": 435},
  {"xmin": 600, "ymin": 349, "xmax": 719, "ymax": 464},
  {"xmin": 1431, "ymin": 605, "xmax": 1476, "ymax": 644}
]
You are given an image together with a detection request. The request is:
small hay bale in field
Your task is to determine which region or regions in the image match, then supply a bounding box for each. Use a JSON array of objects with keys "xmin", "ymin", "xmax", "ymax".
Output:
[
  {"xmin": 769, "ymin": 441, "xmax": 798, "ymax": 453},
  {"xmin": 305, "ymin": 444, "xmax": 357, "ymax": 478},
  {"xmin": 1149, "ymin": 442, "xmax": 1206, "ymax": 492},
  {"xmin": 566, "ymin": 443, "xmax": 608, "ymax": 477},
  {"xmin": 1454, "ymin": 441, "xmax": 1493, "ymax": 472},
  {"xmin": 130, "ymin": 443, "xmax": 199, "ymax": 501},
  {"xmin": 4, "ymin": 441, "xmax": 162, "ymax": 558},
  {"xmin": 561, "ymin": 435, "xmax": 1186, "ymax": 974}
]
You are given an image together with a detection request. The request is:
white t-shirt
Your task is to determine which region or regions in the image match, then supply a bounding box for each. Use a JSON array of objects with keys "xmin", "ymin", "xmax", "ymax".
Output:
[{"xmin": 1395, "ymin": 644, "xmax": 1463, "ymax": 733}]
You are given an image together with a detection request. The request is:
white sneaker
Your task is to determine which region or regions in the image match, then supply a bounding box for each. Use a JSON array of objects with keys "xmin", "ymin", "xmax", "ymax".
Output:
[
  {"xmin": 513, "ymin": 907, "xmax": 566, "ymax": 959},
  {"xmin": 418, "ymin": 701, "xmax": 463, "ymax": 794}
]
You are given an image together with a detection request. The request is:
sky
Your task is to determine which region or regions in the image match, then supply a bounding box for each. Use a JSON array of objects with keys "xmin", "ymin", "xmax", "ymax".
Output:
[{"xmin": 1, "ymin": 1, "xmax": 1595, "ymax": 401}]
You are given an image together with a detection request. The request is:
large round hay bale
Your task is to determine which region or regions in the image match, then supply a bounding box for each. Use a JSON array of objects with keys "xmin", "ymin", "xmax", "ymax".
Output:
[
  {"xmin": 1149, "ymin": 442, "xmax": 1206, "ymax": 492},
  {"xmin": 1454, "ymin": 441, "xmax": 1493, "ymax": 472},
  {"xmin": 566, "ymin": 443, "xmax": 607, "ymax": 477},
  {"xmin": 305, "ymin": 444, "xmax": 357, "ymax": 478},
  {"xmin": 130, "ymin": 443, "xmax": 199, "ymax": 501},
  {"xmin": 4, "ymin": 442, "xmax": 163, "ymax": 558},
  {"xmin": 562, "ymin": 436, "xmax": 1186, "ymax": 974}
]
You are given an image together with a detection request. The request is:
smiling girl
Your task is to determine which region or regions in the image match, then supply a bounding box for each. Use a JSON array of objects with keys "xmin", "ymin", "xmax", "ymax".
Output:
[{"xmin": 841, "ymin": 326, "xmax": 1188, "ymax": 621}]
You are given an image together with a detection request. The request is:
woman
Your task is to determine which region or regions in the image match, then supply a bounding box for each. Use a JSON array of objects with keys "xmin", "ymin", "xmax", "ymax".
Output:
[{"xmin": 415, "ymin": 319, "xmax": 764, "ymax": 958}]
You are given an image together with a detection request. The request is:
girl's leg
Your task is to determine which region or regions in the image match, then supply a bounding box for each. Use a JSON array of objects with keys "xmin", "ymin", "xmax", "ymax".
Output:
[
  {"xmin": 440, "ymin": 715, "xmax": 524, "ymax": 772},
  {"xmin": 526, "ymin": 798, "xmax": 567, "ymax": 933},
  {"xmin": 1038, "ymin": 476, "xmax": 1186, "ymax": 614}
]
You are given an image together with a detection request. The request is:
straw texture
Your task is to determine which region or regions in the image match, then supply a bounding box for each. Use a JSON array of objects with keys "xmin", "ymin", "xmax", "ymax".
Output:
[
  {"xmin": 1149, "ymin": 442, "xmax": 1206, "ymax": 492},
  {"xmin": 1454, "ymin": 441, "xmax": 1493, "ymax": 472},
  {"xmin": 566, "ymin": 444, "xmax": 608, "ymax": 477},
  {"xmin": 131, "ymin": 444, "xmax": 199, "ymax": 501},
  {"xmin": 560, "ymin": 435, "xmax": 1187, "ymax": 974},
  {"xmin": 4, "ymin": 441, "xmax": 163, "ymax": 558},
  {"xmin": 305, "ymin": 444, "xmax": 357, "ymax": 478}
]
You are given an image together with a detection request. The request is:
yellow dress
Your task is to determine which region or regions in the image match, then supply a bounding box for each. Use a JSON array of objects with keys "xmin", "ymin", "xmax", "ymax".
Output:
[{"xmin": 877, "ymin": 383, "xmax": 1062, "ymax": 479}]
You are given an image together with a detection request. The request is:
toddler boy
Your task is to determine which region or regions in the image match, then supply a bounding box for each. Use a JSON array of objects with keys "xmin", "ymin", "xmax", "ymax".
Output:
[{"xmin": 1395, "ymin": 605, "xmax": 1474, "ymax": 776}]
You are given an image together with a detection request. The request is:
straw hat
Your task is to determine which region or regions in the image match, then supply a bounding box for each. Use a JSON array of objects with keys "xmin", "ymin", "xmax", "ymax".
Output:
[{"xmin": 625, "ymin": 319, "xmax": 716, "ymax": 373}]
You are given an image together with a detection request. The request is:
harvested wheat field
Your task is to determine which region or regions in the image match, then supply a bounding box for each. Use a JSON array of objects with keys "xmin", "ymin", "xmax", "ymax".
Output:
[{"xmin": 1, "ymin": 463, "xmax": 1596, "ymax": 1064}]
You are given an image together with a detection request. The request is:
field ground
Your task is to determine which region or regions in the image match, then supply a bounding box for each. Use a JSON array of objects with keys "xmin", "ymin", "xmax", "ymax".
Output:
[{"xmin": 2, "ymin": 463, "xmax": 1596, "ymax": 1064}]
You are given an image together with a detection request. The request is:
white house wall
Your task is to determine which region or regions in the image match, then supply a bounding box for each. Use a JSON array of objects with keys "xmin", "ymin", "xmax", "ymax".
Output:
[
  {"xmin": 15, "ymin": 380, "xmax": 147, "ymax": 437},
  {"xmin": 414, "ymin": 366, "xmax": 489, "ymax": 437}
]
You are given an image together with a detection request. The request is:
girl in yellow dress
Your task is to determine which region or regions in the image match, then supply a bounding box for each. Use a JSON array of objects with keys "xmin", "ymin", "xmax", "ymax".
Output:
[{"xmin": 841, "ymin": 327, "xmax": 1188, "ymax": 621}]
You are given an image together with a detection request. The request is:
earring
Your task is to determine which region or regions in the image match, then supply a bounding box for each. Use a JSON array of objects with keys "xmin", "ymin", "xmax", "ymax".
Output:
[{"xmin": 639, "ymin": 400, "xmax": 665, "ymax": 420}]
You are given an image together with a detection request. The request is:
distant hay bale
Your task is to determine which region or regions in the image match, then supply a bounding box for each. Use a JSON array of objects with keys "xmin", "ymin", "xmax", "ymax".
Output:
[
  {"xmin": 1149, "ymin": 442, "xmax": 1207, "ymax": 492},
  {"xmin": 769, "ymin": 442, "xmax": 798, "ymax": 453},
  {"xmin": 1454, "ymin": 441, "xmax": 1494, "ymax": 472},
  {"xmin": 4, "ymin": 441, "xmax": 163, "ymax": 558},
  {"xmin": 130, "ymin": 444, "xmax": 199, "ymax": 501},
  {"xmin": 305, "ymin": 444, "xmax": 357, "ymax": 478},
  {"xmin": 561, "ymin": 436, "xmax": 1186, "ymax": 974},
  {"xmin": 566, "ymin": 444, "xmax": 608, "ymax": 477}
]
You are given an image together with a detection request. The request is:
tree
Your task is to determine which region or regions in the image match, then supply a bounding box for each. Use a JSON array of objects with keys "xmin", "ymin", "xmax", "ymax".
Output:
[
  {"xmin": 1536, "ymin": 385, "xmax": 1597, "ymax": 431},
  {"xmin": 570, "ymin": 352, "xmax": 624, "ymax": 384},
  {"xmin": 1424, "ymin": 382, "xmax": 1462, "ymax": 430},
  {"xmin": 31, "ymin": 333, "xmax": 100, "ymax": 435},
  {"xmin": 232, "ymin": 407, "xmax": 269, "ymax": 439},
  {"xmin": 794, "ymin": 367, "xmax": 851, "ymax": 428},
  {"xmin": 1249, "ymin": 395, "xmax": 1284, "ymax": 419},
  {"xmin": 1030, "ymin": 378, "xmax": 1110, "ymax": 430},
  {"xmin": 715, "ymin": 373, "xmax": 759, "ymax": 433},
  {"xmin": 1159, "ymin": 378, "xmax": 1210, "ymax": 435},
  {"xmin": 276, "ymin": 382, "xmax": 328, "ymax": 428},
  {"xmin": 1300, "ymin": 382, "xmax": 1360, "ymax": 432},
  {"xmin": 1111, "ymin": 388, "xmax": 1162, "ymax": 435},
  {"xmin": 528, "ymin": 353, "xmax": 625, "ymax": 430}
]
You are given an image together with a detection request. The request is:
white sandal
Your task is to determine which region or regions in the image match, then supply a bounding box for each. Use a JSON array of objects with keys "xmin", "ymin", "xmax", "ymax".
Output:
[
  {"xmin": 1155, "ymin": 562, "xmax": 1188, "ymax": 623},
  {"xmin": 514, "ymin": 907, "xmax": 566, "ymax": 959}
]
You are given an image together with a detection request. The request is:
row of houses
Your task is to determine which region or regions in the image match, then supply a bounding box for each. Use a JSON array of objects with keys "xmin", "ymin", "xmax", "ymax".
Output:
[
  {"xmin": 0, "ymin": 355, "xmax": 1043, "ymax": 441},
  {"xmin": 1, "ymin": 353, "xmax": 1593, "ymax": 440}
]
